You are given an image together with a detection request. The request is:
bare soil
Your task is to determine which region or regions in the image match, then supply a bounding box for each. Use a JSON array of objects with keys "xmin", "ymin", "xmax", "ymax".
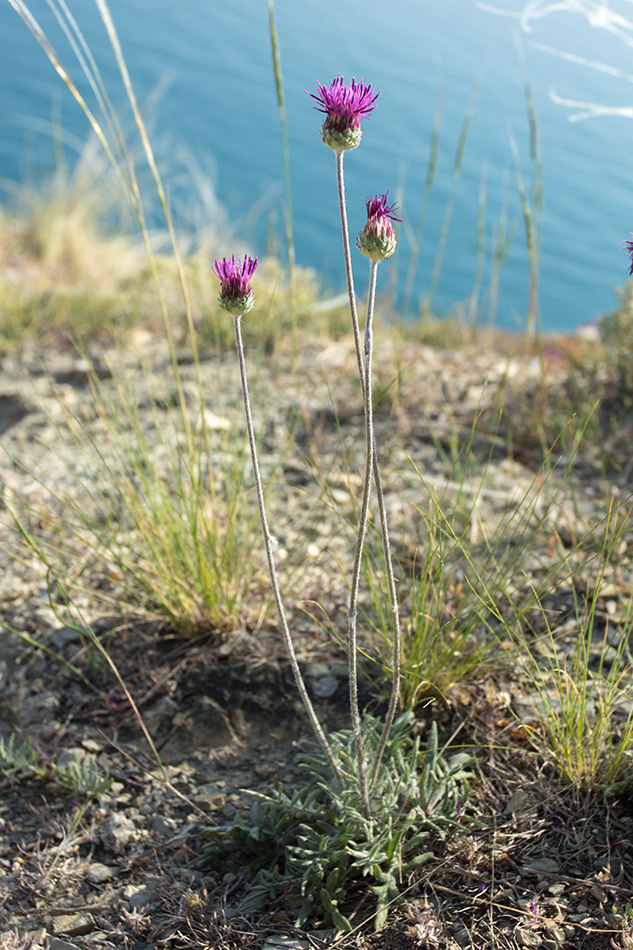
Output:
[{"xmin": 1, "ymin": 334, "xmax": 632, "ymax": 950}]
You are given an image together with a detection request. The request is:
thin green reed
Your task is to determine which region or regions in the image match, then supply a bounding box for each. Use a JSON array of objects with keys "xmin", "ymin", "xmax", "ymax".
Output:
[
  {"xmin": 511, "ymin": 71, "xmax": 543, "ymax": 343},
  {"xmin": 423, "ymin": 82, "xmax": 479, "ymax": 317},
  {"xmin": 401, "ymin": 76, "xmax": 441, "ymax": 316},
  {"xmin": 487, "ymin": 170, "xmax": 517, "ymax": 330},
  {"xmin": 268, "ymin": 0, "xmax": 296, "ymax": 291},
  {"xmin": 467, "ymin": 164, "xmax": 488, "ymax": 326}
]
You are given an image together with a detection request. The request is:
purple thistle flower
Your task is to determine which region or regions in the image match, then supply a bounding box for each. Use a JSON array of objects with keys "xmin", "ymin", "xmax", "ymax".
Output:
[
  {"xmin": 357, "ymin": 192, "xmax": 401, "ymax": 261},
  {"xmin": 625, "ymin": 234, "xmax": 633, "ymax": 275},
  {"xmin": 307, "ymin": 76, "xmax": 379, "ymax": 152},
  {"xmin": 213, "ymin": 255, "xmax": 257, "ymax": 316}
]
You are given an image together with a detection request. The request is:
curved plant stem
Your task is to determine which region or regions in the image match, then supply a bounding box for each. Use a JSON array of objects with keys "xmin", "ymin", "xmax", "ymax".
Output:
[
  {"xmin": 233, "ymin": 316, "xmax": 343, "ymax": 783},
  {"xmin": 334, "ymin": 151, "xmax": 402, "ymax": 788},
  {"xmin": 347, "ymin": 259, "xmax": 379, "ymax": 816}
]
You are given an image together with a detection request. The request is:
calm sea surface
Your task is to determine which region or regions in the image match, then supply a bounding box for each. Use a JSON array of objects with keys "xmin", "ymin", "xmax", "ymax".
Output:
[{"xmin": 2, "ymin": 0, "xmax": 633, "ymax": 333}]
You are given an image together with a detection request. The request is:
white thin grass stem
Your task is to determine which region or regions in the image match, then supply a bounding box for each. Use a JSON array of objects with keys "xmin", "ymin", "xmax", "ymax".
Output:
[{"xmin": 233, "ymin": 315, "xmax": 342, "ymax": 782}]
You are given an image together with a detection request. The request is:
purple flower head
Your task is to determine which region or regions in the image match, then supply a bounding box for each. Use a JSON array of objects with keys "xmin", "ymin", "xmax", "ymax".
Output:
[
  {"xmin": 625, "ymin": 234, "xmax": 633, "ymax": 275},
  {"xmin": 357, "ymin": 192, "xmax": 401, "ymax": 261},
  {"xmin": 307, "ymin": 76, "xmax": 379, "ymax": 151},
  {"xmin": 213, "ymin": 255, "xmax": 257, "ymax": 316}
]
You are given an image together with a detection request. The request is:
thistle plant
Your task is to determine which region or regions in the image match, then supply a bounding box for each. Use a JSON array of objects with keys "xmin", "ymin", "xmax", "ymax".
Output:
[
  {"xmin": 309, "ymin": 79, "xmax": 404, "ymax": 803},
  {"xmin": 204, "ymin": 714, "xmax": 473, "ymax": 931},
  {"xmin": 209, "ymin": 78, "xmax": 470, "ymax": 930},
  {"xmin": 213, "ymin": 253, "xmax": 343, "ymax": 783}
]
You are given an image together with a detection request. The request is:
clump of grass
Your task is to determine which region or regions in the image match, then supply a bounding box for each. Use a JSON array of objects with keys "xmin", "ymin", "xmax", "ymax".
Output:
[
  {"xmin": 508, "ymin": 501, "xmax": 633, "ymax": 792},
  {"xmin": 9, "ymin": 356, "xmax": 272, "ymax": 637},
  {"xmin": 0, "ymin": 179, "xmax": 343, "ymax": 356}
]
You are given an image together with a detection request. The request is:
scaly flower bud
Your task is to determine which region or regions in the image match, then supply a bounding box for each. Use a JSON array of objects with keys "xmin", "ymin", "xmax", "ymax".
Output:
[
  {"xmin": 213, "ymin": 255, "xmax": 257, "ymax": 315},
  {"xmin": 356, "ymin": 193, "xmax": 401, "ymax": 261},
  {"xmin": 307, "ymin": 76, "xmax": 379, "ymax": 152}
]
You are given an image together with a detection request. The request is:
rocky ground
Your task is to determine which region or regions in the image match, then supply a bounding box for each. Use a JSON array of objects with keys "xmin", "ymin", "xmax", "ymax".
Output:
[{"xmin": 0, "ymin": 333, "xmax": 632, "ymax": 950}]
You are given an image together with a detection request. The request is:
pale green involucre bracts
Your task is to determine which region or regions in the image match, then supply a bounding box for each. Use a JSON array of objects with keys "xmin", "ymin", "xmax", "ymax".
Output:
[
  {"xmin": 214, "ymin": 254, "xmax": 257, "ymax": 316},
  {"xmin": 357, "ymin": 192, "xmax": 401, "ymax": 261},
  {"xmin": 321, "ymin": 124, "xmax": 363, "ymax": 152}
]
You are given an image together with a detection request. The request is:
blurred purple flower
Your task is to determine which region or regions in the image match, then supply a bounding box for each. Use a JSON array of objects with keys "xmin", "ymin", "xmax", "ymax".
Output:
[
  {"xmin": 307, "ymin": 76, "xmax": 379, "ymax": 151},
  {"xmin": 213, "ymin": 255, "xmax": 257, "ymax": 315},
  {"xmin": 625, "ymin": 234, "xmax": 633, "ymax": 275}
]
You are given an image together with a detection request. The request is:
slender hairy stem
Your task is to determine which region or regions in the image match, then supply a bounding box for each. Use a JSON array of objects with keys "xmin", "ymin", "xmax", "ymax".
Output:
[
  {"xmin": 347, "ymin": 260, "xmax": 380, "ymax": 816},
  {"xmin": 369, "ymin": 462, "xmax": 402, "ymax": 783},
  {"xmin": 336, "ymin": 151, "xmax": 365, "ymax": 389},
  {"xmin": 335, "ymin": 151, "xmax": 402, "ymax": 785},
  {"xmin": 233, "ymin": 316, "xmax": 342, "ymax": 782}
]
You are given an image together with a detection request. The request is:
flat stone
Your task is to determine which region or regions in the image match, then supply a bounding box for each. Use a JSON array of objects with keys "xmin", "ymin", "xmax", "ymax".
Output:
[
  {"xmin": 515, "ymin": 928, "xmax": 542, "ymax": 948},
  {"xmin": 85, "ymin": 861, "xmax": 115, "ymax": 884},
  {"xmin": 48, "ymin": 939, "xmax": 82, "ymax": 950},
  {"xmin": 101, "ymin": 813, "xmax": 137, "ymax": 853},
  {"xmin": 523, "ymin": 857, "xmax": 559, "ymax": 875},
  {"xmin": 0, "ymin": 578, "xmax": 29, "ymax": 601},
  {"xmin": 50, "ymin": 913, "xmax": 96, "ymax": 937},
  {"xmin": 25, "ymin": 928, "xmax": 47, "ymax": 948},
  {"xmin": 193, "ymin": 791, "xmax": 227, "ymax": 812},
  {"xmin": 311, "ymin": 675, "xmax": 339, "ymax": 698},
  {"xmin": 81, "ymin": 738, "xmax": 105, "ymax": 753},
  {"xmin": 122, "ymin": 883, "xmax": 159, "ymax": 908},
  {"xmin": 547, "ymin": 883, "xmax": 565, "ymax": 899},
  {"xmin": 149, "ymin": 815, "xmax": 178, "ymax": 836},
  {"xmin": 262, "ymin": 936, "xmax": 309, "ymax": 950},
  {"xmin": 50, "ymin": 626, "xmax": 81, "ymax": 649},
  {"xmin": 505, "ymin": 790, "xmax": 539, "ymax": 816}
]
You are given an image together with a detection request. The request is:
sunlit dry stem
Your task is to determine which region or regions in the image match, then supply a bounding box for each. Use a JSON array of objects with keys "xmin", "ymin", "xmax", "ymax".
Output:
[{"xmin": 232, "ymin": 315, "xmax": 343, "ymax": 782}]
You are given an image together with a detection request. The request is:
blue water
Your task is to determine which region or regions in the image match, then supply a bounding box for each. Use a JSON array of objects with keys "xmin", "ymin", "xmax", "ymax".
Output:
[{"xmin": 2, "ymin": 0, "xmax": 633, "ymax": 333}]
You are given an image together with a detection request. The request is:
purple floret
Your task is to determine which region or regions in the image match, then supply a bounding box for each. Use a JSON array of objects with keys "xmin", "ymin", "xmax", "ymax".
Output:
[
  {"xmin": 213, "ymin": 255, "xmax": 258, "ymax": 298},
  {"xmin": 307, "ymin": 76, "xmax": 379, "ymax": 133},
  {"xmin": 365, "ymin": 192, "xmax": 401, "ymax": 224}
]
